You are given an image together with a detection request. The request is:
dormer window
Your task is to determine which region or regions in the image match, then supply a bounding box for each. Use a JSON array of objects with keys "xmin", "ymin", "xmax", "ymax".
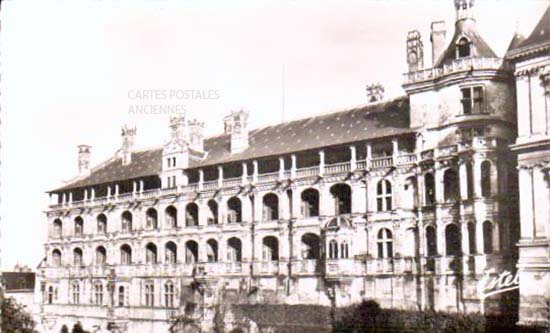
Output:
[
  {"xmin": 456, "ymin": 37, "xmax": 471, "ymax": 58},
  {"xmin": 461, "ymin": 86, "xmax": 485, "ymax": 115}
]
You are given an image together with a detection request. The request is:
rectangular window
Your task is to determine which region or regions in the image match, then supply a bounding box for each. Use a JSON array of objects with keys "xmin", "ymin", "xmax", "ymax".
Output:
[{"xmin": 461, "ymin": 87, "xmax": 485, "ymax": 115}]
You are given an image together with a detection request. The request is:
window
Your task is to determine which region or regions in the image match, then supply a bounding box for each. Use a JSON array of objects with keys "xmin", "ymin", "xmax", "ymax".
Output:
[
  {"xmin": 424, "ymin": 173, "xmax": 435, "ymax": 205},
  {"xmin": 185, "ymin": 241, "xmax": 198, "ymax": 264},
  {"xmin": 146, "ymin": 243, "xmax": 158, "ymax": 264},
  {"xmin": 262, "ymin": 193, "xmax": 279, "ymax": 221},
  {"xmin": 461, "ymin": 86, "xmax": 485, "ymax": 115},
  {"xmin": 74, "ymin": 217, "xmax": 84, "ymax": 237},
  {"xmin": 165, "ymin": 241, "xmax": 178, "ymax": 264},
  {"xmin": 47, "ymin": 286, "xmax": 54, "ymax": 304},
  {"xmin": 53, "ymin": 219, "xmax": 62, "ymax": 238},
  {"xmin": 145, "ymin": 282, "xmax": 154, "ymax": 307},
  {"xmin": 377, "ymin": 229, "xmax": 393, "ymax": 258},
  {"xmin": 185, "ymin": 203, "xmax": 198, "ymax": 227},
  {"xmin": 52, "ymin": 249, "xmax": 62, "ymax": 267},
  {"xmin": 377, "ymin": 180, "xmax": 392, "ymax": 211},
  {"xmin": 146, "ymin": 208, "xmax": 158, "ymax": 229},
  {"xmin": 468, "ymin": 222, "xmax": 476, "ymax": 254},
  {"xmin": 206, "ymin": 239, "xmax": 218, "ymax": 262},
  {"xmin": 301, "ymin": 189, "xmax": 319, "ymax": 218},
  {"xmin": 118, "ymin": 286, "xmax": 126, "ymax": 307},
  {"xmin": 456, "ymin": 37, "xmax": 471, "ymax": 58},
  {"xmin": 120, "ymin": 244, "xmax": 132, "ymax": 265},
  {"xmin": 329, "ymin": 240, "xmax": 339, "ymax": 259},
  {"xmin": 426, "ymin": 226, "xmax": 437, "ymax": 256},
  {"xmin": 166, "ymin": 205, "xmax": 178, "ymax": 229},
  {"xmin": 227, "ymin": 197, "xmax": 242, "ymax": 223},
  {"xmin": 227, "ymin": 237, "xmax": 242, "ymax": 262},
  {"xmin": 71, "ymin": 282, "xmax": 80, "ymax": 304},
  {"xmin": 96, "ymin": 246, "xmax": 107, "ymax": 266},
  {"xmin": 445, "ymin": 224, "xmax": 461, "ymax": 256},
  {"xmin": 207, "ymin": 200, "xmax": 219, "ymax": 225},
  {"xmin": 331, "ymin": 184, "xmax": 352, "ymax": 215},
  {"xmin": 262, "ymin": 236, "xmax": 279, "ymax": 261},
  {"xmin": 466, "ymin": 162, "xmax": 474, "ymax": 199},
  {"xmin": 443, "ymin": 169, "xmax": 460, "ymax": 202},
  {"xmin": 481, "ymin": 161, "xmax": 492, "ymax": 198},
  {"xmin": 121, "ymin": 211, "xmax": 133, "ymax": 232},
  {"xmin": 73, "ymin": 248, "xmax": 83, "ymax": 266},
  {"xmin": 340, "ymin": 241, "xmax": 349, "ymax": 259},
  {"xmin": 94, "ymin": 283, "xmax": 103, "ymax": 305},
  {"xmin": 483, "ymin": 221, "xmax": 493, "ymax": 254},
  {"xmin": 301, "ymin": 233, "xmax": 320, "ymax": 260},
  {"xmin": 97, "ymin": 214, "xmax": 107, "ymax": 234},
  {"xmin": 164, "ymin": 282, "xmax": 175, "ymax": 308}
]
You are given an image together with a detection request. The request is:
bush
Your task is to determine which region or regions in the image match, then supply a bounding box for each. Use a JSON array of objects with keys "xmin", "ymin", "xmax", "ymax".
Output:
[{"xmin": 61, "ymin": 325, "xmax": 69, "ymax": 333}]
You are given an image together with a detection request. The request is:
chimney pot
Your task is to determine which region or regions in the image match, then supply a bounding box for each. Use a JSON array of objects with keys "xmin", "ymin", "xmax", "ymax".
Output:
[{"xmin": 430, "ymin": 21, "xmax": 447, "ymax": 66}]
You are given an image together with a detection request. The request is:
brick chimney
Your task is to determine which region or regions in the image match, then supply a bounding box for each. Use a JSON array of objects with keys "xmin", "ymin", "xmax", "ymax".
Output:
[
  {"xmin": 188, "ymin": 119, "xmax": 205, "ymax": 152},
  {"xmin": 430, "ymin": 21, "xmax": 447, "ymax": 66},
  {"xmin": 120, "ymin": 125, "xmax": 136, "ymax": 165},
  {"xmin": 224, "ymin": 110, "xmax": 249, "ymax": 154},
  {"xmin": 77, "ymin": 145, "xmax": 91, "ymax": 176}
]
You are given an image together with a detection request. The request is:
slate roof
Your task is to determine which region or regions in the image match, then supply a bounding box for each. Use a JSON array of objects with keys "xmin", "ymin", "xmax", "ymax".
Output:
[
  {"xmin": 506, "ymin": 32, "xmax": 526, "ymax": 54},
  {"xmin": 52, "ymin": 96, "xmax": 412, "ymax": 192},
  {"xmin": 506, "ymin": 5, "xmax": 550, "ymax": 59},
  {"xmin": 2, "ymin": 272, "xmax": 36, "ymax": 292},
  {"xmin": 434, "ymin": 20, "xmax": 498, "ymax": 67}
]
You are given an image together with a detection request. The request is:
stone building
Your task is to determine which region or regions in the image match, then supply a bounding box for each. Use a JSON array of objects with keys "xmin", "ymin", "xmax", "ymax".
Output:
[
  {"xmin": 506, "ymin": 5, "xmax": 550, "ymax": 328},
  {"xmin": 38, "ymin": 1, "xmax": 525, "ymax": 332}
]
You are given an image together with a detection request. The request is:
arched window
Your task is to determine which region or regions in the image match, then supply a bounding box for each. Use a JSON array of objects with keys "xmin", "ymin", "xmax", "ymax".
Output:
[
  {"xmin": 71, "ymin": 281, "xmax": 80, "ymax": 304},
  {"xmin": 330, "ymin": 184, "xmax": 352, "ymax": 215},
  {"xmin": 262, "ymin": 193, "xmax": 279, "ymax": 221},
  {"xmin": 483, "ymin": 221, "xmax": 493, "ymax": 254},
  {"xmin": 47, "ymin": 286, "xmax": 54, "ymax": 304},
  {"xmin": 118, "ymin": 286, "xmax": 125, "ymax": 307},
  {"xmin": 166, "ymin": 206, "xmax": 178, "ymax": 229},
  {"xmin": 466, "ymin": 162, "xmax": 474, "ymax": 199},
  {"xmin": 206, "ymin": 239, "xmax": 218, "ymax": 262},
  {"xmin": 165, "ymin": 281, "xmax": 175, "ymax": 308},
  {"xmin": 467, "ymin": 222, "xmax": 476, "ymax": 254},
  {"xmin": 121, "ymin": 211, "xmax": 133, "ymax": 232},
  {"xmin": 73, "ymin": 248, "xmax": 83, "ymax": 266},
  {"xmin": 443, "ymin": 169, "xmax": 460, "ymax": 202},
  {"xmin": 185, "ymin": 240, "xmax": 198, "ymax": 264},
  {"xmin": 146, "ymin": 208, "xmax": 158, "ymax": 229},
  {"xmin": 377, "ymin": 180, "xmax": 392, "ymax": 211},
  {"xmin": 301, "ymin": 233, "xmax": 320, "ymax": 260},
  {"xmin": 52, "ymin": 249, "xmax": 62, "ymax": 267},
  {"xmin": 301, "ymin": 188, "xmax": 319, "ymax": 218},
  {"xmin": 120, "ymin": 244, "xmax": 132, "ymax": 265},
  {"xmin": 424, "ymin": 173, "xmax": 435, "ymax": 205},
  {"xmin": 145, "ymin": 282, "xmax": 154, "ymax": 307},
  {"xmin": 146, "ymin": 243, "xmax": 158, "ymax": 264},
  {"xmin": 227, "ymin": 237, "xmax": 242, "ymax": 262},
  {"xmin": 53, "ymin": 219, "xmax": 63, "ymax": 238},
  {"xmin": 262, "ymin": 236, "xmax": 279, "ymax": 261},
  {"xmin": 97, "ymin": 214, "xmax": 107, "ymax": 234},
  {"xmin": 93, "ymin": 283, "xmax": 103, "ymax": 305},
  {"xmin": 340, "ymin": 241, "xmax": 349, "ymax": 259},
  {"xmin": 426, "ymin": 226, "xmax": 437, "ymax": 256},
  {"xmin": 227, "ymin": 197, "xmax": 242, "ymax": 223},
  {"xmin": 328, "ymin": 240, "xmax": 339, "ymax": 259},
  {"xmin": 445, "ymin": 224, "xmax": 461, "ymax": 256},
  {"xmin": 457, "ymin": 37, "xmax": 471, "ymax": 58},
  {"xmin": 165, "ymin": 241, "xmax": 178, "ymax": 264},
  {"xmin": 74, "ymin": 216, "xmax": 84, "ymax": 237},
  {"xmin": 377, "ymin": 228, "xmax": 393, "ymax": 258},
  {"xmin": 207, "ymin": 200, "xmax": 218, "ymax": 225},
  {"xmin": 96, "ymin": 246, "xmax": 107, "ymax": 266},
  {"xmin": 481, "ymin": 161, "xmax": 492, "ymax": 198}
]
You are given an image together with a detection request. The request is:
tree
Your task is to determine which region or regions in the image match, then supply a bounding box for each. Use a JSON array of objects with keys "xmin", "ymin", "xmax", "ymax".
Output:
[
  {"xmin": 1, "ymin": 296, "xmax": 39, "ymax": 333},
  {"xmin": 61, "ymin": 325, "xmax": 69, "ymax": 333},
  {"xmin": 71, "ymin": 322, "xmax": 90, "ymax": 333}
]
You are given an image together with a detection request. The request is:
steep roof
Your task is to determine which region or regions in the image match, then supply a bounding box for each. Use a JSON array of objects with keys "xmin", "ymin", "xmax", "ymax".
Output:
[
  {"xmin": 506, "ymin": 32, "xmax": 526, "ymax": 54},
  {"xmin": 52, "ymin": 96, "xmax": 412, "ymax": 192},
  {"xmin": 2, "ymin": 272, "xmax": 36, "ymax": 292},
  {"xmin": 435, "ymin": 20, "xmax": 498, "ymax": 67},
  {"xmin": 506, "ymin": 5, "xmax": 550, "ymax": 59}
]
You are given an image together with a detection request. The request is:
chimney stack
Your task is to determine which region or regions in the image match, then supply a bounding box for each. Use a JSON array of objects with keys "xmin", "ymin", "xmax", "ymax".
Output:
[
  {"xmin": 169, "ymin": 115, "xmax": 187, "ymax": 143},
  {"xmin": 120, "ymin": 125, "xmax": 136, "ymax": 165},
  {"xmin": 77, "ymin": 145, "xmax": 91, "ymax": 176},
  {"xmin": 406, "ymin": 30, "xmax": 424, "ymax": 72},
  {"xmin": 188, "ymin": 119, "xmax": 205, "ymax": 152},
  {"xmin": 366, "ymin": 84, "xmax": 385, "ymax": 103},
  {"xmin": 430, "ymin": 21, "xmax": 447, "ymax": 66},
  {"xmin": 224, "ymin": 109, "xmax": 249, "ymax": 154}
]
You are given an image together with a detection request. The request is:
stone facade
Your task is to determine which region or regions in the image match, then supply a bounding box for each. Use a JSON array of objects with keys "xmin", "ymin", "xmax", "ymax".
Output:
[{"xmin": 36, "ymin": 1, "xmax": 539, "ymax": 332}]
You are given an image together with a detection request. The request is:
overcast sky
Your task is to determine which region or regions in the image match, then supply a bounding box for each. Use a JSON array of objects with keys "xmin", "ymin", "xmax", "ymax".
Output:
[{"xmin": 0, "ymin": 0, "xmax": 547, "ymax": 270}]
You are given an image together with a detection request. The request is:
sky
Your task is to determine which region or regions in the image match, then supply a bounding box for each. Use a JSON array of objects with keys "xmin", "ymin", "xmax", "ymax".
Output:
[{"xmin": 0, "ymin": 0, "xmax": 548, "ymax": 270}]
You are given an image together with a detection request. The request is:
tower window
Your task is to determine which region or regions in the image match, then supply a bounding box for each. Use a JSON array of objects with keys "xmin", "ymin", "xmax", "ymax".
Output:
[
  {"xmin": 456, "ymin": 37, "xmax": 471, "ymax": 58},
  {"xmin": 461, "ymin": 87, "xmax": 485, "ymax": 115}
]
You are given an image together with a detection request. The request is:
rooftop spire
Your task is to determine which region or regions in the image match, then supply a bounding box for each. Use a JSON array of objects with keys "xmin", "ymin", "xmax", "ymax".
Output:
[{"xmin": 454, "ymin": 0, "xmax": 475, "ymax": 22}]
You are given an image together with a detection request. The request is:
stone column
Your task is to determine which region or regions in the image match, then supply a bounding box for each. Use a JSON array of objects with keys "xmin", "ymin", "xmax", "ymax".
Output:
[
  {"xmin": 472, "ymin": 158, "xmax": 482, "ymax": 199},
  {"xmin": 290, "ymin": 154, "xmax": 297, "ymax": 180},
  {"xmin": 218, "ymin": 166, "xmax": 224, "ymax": 188},
  {"xmin": 319, "ymin": 150, "xmax": 325, "ymax": 176},
  {"xmin": 291, "ymin": 186, "xmax": 301, "ymax": 219},
  {"xmin": 366, "ymin": 143, "xmax": 372, "ymax": 169},
  {"xmin": 279, "ymin": 190, "xmax": 290, "ymax": 220},
  {"xmin": 241, "ymin": 194, "xmax": 253, "ymax": 223},
  {"xmin": 319, "ymin": 184, "xmax": 332, "ymax": 217},
  {"xmin": 199, "ymin": 169, "xmax": 204, "ymax": 191},
  {"xmin": 434, "ymin": 163, "xmax": 444, "ymax": 203},
  {"xmin": 461, "ymin": 221, "xmax": 469, "ymax": 255},
  {"xmin": 532, "ymin": 165, "xmax": 548, "ymax": 237},
  {"xmin": 252, "ymin": 160, "xmax": 259, "ymax": 184},
  {"xmin": 518, "ymin": 166, "xmax": 534, "ymax": 239},
  {"xmin": 476, "ymin": 220, "xmax": 484, "ymax": 255},
  {"xmin": 350, "ymin": 145, "xmax": 357, "ymax": 171},
  {"xmin": 279, "ymin": 157, "xmax": 285, "ymax": 180},
  {"xmin": 459, "ymin": 161, "xmax": 468, "ymax": 200},
  {"xmin": 242, "ymin": 163, "xmax": 248, "ymax": 185}
]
